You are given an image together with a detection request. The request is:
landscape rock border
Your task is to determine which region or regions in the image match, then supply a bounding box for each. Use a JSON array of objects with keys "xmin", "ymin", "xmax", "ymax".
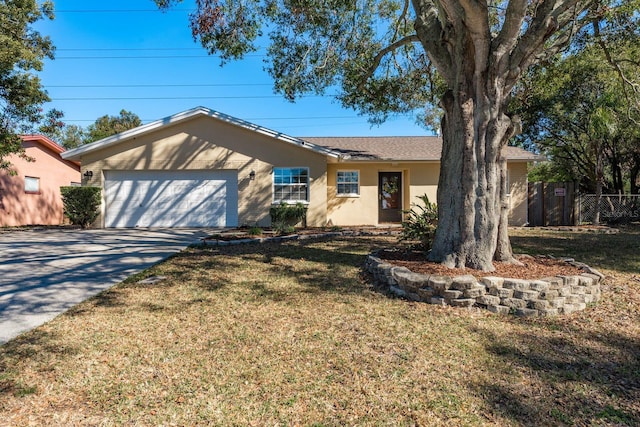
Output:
[
  {"xmin": 198, "ymin": 228, "xmax": 400, "ymax": 246},
  {"xmin": 364, "ymin": 250, "xmax": 605, "ymax": 317}
]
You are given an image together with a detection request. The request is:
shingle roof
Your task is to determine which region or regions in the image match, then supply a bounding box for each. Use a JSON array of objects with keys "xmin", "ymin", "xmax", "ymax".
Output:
[{"xmin": 301, "ymin": 136, "xmax": 542, "ymax": 161}]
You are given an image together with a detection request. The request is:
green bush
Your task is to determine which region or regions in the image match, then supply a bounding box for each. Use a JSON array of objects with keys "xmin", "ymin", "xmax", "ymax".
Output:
[
  {"xmin": 60, "ymin": 186, "xmax": 101, "ymax": 229},
  {"xmin": 399, "ymin": 194, "xmax": 438, "ymax": 250},
  {"xmin": 248, "ymin": 226, "xmax": 263, "ymax": 236},
  {"xmin": 269, "ymin": 202, "xmax": 307, "ymax": 234}
]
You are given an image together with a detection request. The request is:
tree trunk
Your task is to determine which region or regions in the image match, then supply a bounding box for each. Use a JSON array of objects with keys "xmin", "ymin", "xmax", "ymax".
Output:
[
  {"xmin": 630, "ymin": 154, "xmax": 640, "ymax": 195},
  {"xmin": 593, "ymin": 149, "xmax": 604, "ymax": 226},
  {"xmin": 428, "ymin": 86, "xmax": 515, "ymax": 272}
]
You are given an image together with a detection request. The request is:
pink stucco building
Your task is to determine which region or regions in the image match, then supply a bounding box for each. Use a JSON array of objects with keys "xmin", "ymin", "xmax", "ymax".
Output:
[{"xmin": 0, "ymin": 135, "xmax": 81, "ymax": 227}]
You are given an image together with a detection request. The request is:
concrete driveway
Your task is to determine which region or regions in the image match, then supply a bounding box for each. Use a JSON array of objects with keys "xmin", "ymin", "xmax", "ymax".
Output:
[{"xmin": 0, "ymin": 228, "xmax": 209, "ymax": 345}]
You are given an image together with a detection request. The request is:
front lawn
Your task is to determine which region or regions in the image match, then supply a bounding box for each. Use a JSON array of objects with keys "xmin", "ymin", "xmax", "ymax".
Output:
[{"xmin": 1, "ymin": 227, "xmax": 638, "ymax": 425}]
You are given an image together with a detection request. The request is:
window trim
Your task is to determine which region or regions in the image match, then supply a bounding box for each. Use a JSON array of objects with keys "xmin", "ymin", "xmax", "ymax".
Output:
[
  {"xmin": 272, "ymin": 167, "xmax": 310, "ymax": 203},
  {"xmin": 24, "ymin": 176, "xmax": 40, "ymax": 194},
  {"xmin": 336, "ymin": 169, "xmax": 360, "ymax": 197}
]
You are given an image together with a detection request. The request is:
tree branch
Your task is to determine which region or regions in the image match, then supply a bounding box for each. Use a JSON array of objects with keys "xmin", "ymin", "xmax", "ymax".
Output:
[
  {"xmin": 492, "ymin": 0, "xmax": 528, "ymax": 76},
  {"xmin": 593, "ymin": 19, "xmax": 640, "ymax": 116},
  {"xmin": 509, "ymin": 0, "xmax": 593, "ymax": 83},
  {"xmin": 357, "ymin": 34, "xmax": 420, "ymax": 91},
  {"xmin": 412, "ymin": 0, "xmax": 453, "ymax": 80}
]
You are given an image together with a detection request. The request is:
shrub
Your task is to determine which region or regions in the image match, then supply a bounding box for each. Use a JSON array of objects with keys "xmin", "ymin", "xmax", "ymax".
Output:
[
  {"xmin": 60, "ymin": 186, "xmax": 101, "ymax": 229},
  {"xmin": 399, "ymin": 194, "xmax": 438, "ymax": 250},
  {"xmin": 248, "ymin": 226, "xmax": 263, "ymax": 236},
  {"xmin": 269, "ymin": 202, "xmax": 307, "ymax": 234}
]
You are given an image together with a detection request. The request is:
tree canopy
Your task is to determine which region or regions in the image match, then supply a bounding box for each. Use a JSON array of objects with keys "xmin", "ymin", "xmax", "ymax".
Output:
[
  {"xmin": 84, "ymin": 109, "xmax": 142, "ymax": 144},
  {"xmin": 156, "ymin": 0, "xmax": 640, "ymax": 270},
  {"xmin": 515, "ymin": 43, "xmax": 640, "ymax": 195},
  {"xmin": 38, "ymin": 109, "xmax": 143, "ymax": 149},
  {"xmin": 0, "ymin": 0, "xmax": 55, "ymax": 172}
]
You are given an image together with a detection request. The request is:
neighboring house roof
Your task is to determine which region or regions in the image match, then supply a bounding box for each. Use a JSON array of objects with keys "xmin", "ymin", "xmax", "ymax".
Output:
[
  {"xmin": 302, "ymin": 136, "xmax": 543, "ymax": 161},
  {"xmin": 60, "ymin": 106, "xmax": 542, "ymax": 163},
  {"xmin": 61, "ymin": 106, "xmax": 344, "ymax": 161},
  {"xmin": 20, "ymin": 134, "xmax": 80, "ymax": 168}
]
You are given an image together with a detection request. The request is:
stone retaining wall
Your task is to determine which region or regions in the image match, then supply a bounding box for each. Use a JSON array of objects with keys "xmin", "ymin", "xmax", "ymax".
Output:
[{"xmin": 364, "ymin": 251, "xmax": 604, "ymax": 316}]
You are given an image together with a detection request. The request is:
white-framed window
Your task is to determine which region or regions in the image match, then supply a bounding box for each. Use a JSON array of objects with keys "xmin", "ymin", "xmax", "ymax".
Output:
[
  {"xmin": 24, "ymin": 176, "xmax": 40, "ymax": 193},
  {"xmin": 336, "ymin": 170, "xmax": 359, "ymax": 196},
  {"xmin": 273, "ymin": 167, "xmax": 309, "ymax": 202}
]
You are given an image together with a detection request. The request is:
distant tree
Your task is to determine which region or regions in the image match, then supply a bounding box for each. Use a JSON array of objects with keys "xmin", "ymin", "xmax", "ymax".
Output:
[
  {"xmin": 157, "ymin": 0, "xmax": 640, "ymax": 271},
  {"xmin": 514, "ymin": 44, "xmax": 640, "ymax": 195},
  {"xmin": 60, "ymin": 124, "xmax": 86, "ymax": 149},
  {"xmin": 85, "ymin": 109, "xmax": 142, "ymax": 143},
  {"xmin": 37, "ymin": 108, "xmax": 66, "ymax": 142},
  {"xmin": 0, "ymin": 0, "xmax": 55, "ymax": 173}
]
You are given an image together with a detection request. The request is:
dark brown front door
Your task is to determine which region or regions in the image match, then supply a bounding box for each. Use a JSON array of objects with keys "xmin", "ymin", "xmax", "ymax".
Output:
[{"xmin": 378, "ymin": 172, "xmax": 402, "ymax": 223}]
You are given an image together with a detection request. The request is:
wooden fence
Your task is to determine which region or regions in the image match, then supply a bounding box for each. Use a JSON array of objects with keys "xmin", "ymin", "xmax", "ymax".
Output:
[{"xmin": 527, "ymin": 182, "xmax": 579, "ymax": 226}]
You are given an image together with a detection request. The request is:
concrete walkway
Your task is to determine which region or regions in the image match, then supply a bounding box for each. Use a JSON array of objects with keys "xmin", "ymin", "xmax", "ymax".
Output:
[{"xmin": 0, "ymin": 228, "xmax": 209, "ymax": 345}]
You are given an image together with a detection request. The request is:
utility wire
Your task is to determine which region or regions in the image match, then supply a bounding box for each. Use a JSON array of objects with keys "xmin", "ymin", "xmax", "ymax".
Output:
[
  {"xmin": 47, "ymin": 83, "xmax": 273, "ymax": 88},
  {"xmin": 53, "ymin": 54, "xmax": 265, "ymax": 59},
  {"xmin": 64, "ymin": 116, "xmax": 360, "ymax": 122},
  {"xmin": 54, "ymin": 9, "xmax": 195, "ymax": 13},
  {"xmin": 51, "ymin": 95, "xmax": 332, "ymax": 100}
]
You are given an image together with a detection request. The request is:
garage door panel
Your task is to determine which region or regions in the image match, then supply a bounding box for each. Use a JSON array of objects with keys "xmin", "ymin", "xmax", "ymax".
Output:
[{"xmin": 104, "ymin": 170, "xmax": 238, "ymax": 228}]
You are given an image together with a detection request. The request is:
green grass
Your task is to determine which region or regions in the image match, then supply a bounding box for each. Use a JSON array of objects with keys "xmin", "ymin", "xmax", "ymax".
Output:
[{"xmin": 0, "ymin": 228, "xmax": 639, "ymax": 425}]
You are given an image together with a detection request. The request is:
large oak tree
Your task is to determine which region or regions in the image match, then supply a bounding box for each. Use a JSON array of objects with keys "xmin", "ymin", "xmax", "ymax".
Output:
[
  {"xmin": 156, "ymin": 0, "xmax": 633, "ymax": 271},
  {"xmin": 0, "ymin": 0, "xmax": 55, "ymax": 172}
]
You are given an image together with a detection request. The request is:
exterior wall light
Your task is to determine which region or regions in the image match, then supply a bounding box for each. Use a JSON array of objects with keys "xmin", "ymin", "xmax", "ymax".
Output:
[{"xmin": 249, "ymin": 170, "xmax": 256, "ymax": 181}]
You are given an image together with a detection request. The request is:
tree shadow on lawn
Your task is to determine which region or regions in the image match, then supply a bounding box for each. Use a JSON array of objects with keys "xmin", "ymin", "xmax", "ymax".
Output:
[
  {"xmin": 510, "ymin": 225, "xmax": 640, "ymax": 274},
  {"xmin": 468, "ymin": 320, "xmax": 640, "ymax": 426},
  {"xmin": 181, "ymin": 236, "xmax": 393, "ymax": 299},
  {"xmin": 245, "ymin": 236, "xmax": 391, "ymax": 295},
  {"xmin": 0, "ymin": 329, "xmax": 80, "ymax": 399}
]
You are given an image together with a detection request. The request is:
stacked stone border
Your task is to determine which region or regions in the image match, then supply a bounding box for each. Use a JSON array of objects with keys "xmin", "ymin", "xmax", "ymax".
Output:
[
  {"xmin": 364, "ymin": 250, "xmax": 605, "ymax": 317},
  {"xmin": 198, "ymin": 229, "xmax": 400, "ymax": 247}
]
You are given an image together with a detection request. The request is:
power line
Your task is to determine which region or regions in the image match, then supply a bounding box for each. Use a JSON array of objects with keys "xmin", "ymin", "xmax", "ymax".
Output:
[
  {"xmin": 51, "ymin": 95, "xmax": 330, "ymax": 100},
  {"xmin": 47, "ymin": 83, "xmax": 272, "ymax": 88},
  {"xmin": 56, "ymin": 48, "xmax": 204, "ymax": 51},
  {"xmin": 64, "ymin": 116, "xmax": 360, "ymax": 122},
  {"xmin": 53, "ymin": 54, "xmax": 265, "ymax": 59},
  {"xmin": 54, "ymin": 9, "xmax": 195, "ymax": 13}
]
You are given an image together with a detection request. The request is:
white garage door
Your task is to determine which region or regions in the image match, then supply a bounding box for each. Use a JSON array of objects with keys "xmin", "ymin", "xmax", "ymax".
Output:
[{"xmin": 104, "ymin": 170, "xmax": 238, "ymax": 228}]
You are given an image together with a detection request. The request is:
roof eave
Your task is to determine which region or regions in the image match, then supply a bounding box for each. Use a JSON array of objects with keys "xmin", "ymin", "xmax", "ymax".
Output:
[{"xmin": 62, "ymin": 106, "xmax": 343, "ymax": 161}]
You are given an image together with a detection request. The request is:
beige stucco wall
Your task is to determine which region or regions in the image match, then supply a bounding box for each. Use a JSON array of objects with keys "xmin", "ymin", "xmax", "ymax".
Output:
[
  {"xmin": 326, "ymin": 161, "xmax": 528, "ymax": 227},
  {"xmin": 0, "ymin": 141, "xmax": 81, "ymax": 226},
  {"xmin": 78, "ymin": 115, "xmax": 328, "ymax": 227},
  {"xmin": 326, "ymin": 162, "xmax": 440, "ymax": 226},
  {"xmin": 507, "ymin": 161, "xmax": 529, "ymax": 226}
]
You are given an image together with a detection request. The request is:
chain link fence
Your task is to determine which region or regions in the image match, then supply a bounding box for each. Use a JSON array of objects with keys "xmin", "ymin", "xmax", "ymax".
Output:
[{"xmin": 580, "ymin": 194, "xmax": 640, "ymax": 224}]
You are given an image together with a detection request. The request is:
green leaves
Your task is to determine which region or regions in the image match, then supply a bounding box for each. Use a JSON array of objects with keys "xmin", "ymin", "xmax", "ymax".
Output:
[
  {"xmin": 61, "ymin": 186, "xmax": 102, "ymax": 229},
  {"xmin": 0, "ymin": 0, "xmax": 55, "ymax": 170},
  {"xmin": 85, "ymin": 110, "xmax": 142, "ymax": 143}
]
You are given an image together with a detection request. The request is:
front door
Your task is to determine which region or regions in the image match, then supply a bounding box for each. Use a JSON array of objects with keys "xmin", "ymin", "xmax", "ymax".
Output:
[{"xmin": 378, "ymin": 172, "xmax": 402, "ymax": 223}]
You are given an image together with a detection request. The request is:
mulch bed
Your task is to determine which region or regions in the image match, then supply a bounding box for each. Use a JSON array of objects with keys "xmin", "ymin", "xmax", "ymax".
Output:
[{"xmin": 378, "ymin": 250, "xmax": 584, "ymax": 280}]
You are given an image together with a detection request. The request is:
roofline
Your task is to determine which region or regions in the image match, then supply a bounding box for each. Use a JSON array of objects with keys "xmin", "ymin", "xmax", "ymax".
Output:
[
  {"xmin": 21, "ymin": 134, "xmax": 64, "ymax": 154},
  {"xmin": 61, "ymin": 106, "xmax": 343, "ymax": 161},
  {"xmin": 21, "ymin": 134, "xmax": 81, "ymax": 167},
  {"xmin": 332, "ymin": 158, "xmax": 442, "ymax": 163}
]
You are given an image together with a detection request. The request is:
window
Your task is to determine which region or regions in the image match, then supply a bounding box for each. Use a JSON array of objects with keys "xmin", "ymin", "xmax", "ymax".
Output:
[
  {"xmin": 24, "ymin": 176, "xmax": 40, "ymax": 193},
  {"xmin": 337, "ymin": 170, "xmax": 359, "ymax": 196},
  {"xmin": 273, "ymin": 167, "xmax": 309, "ymax": 202}
]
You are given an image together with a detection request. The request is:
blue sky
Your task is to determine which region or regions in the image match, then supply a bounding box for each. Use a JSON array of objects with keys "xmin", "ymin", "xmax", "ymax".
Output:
[{"xmin": 34, "ymin": 0, "xmax": 432, "ymax": 137}]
